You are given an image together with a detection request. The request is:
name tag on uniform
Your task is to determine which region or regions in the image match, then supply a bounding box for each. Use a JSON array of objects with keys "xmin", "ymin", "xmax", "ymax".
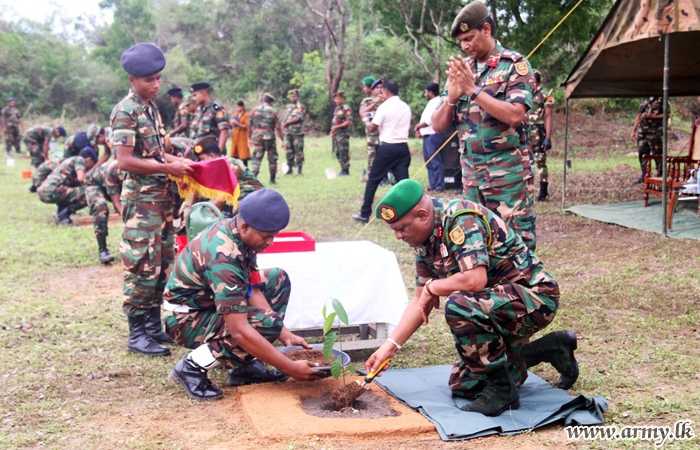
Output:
[{"xmin": 440, "ymin": 243, "xmax": 449, "ymax": 257}]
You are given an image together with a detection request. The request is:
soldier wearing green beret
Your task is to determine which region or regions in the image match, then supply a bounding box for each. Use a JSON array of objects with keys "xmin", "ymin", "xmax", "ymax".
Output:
[
  {"xmin": 432, "ymin": 1, "xmax": 537, "ymax": 250},
  {"xmin": 365, "ymin": 179, "xmax": 579, "ymax": 416}
]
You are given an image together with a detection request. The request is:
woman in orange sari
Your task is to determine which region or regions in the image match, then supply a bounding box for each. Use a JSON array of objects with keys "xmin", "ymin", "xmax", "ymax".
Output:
[{"xmin": 230, "ymin": 100, "xmax": 250, "ymax": 165}]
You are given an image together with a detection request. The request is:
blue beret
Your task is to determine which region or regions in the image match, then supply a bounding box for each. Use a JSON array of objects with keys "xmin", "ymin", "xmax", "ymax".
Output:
[
  {"xmin": 238, "ymin": 189, "xmax": 290, "ymax": 232},
  {"xmin": 79, "ymin": 146, "xmax": 98, "ymax": 162},
  {"xmin": 370, "ymin": 77, "xmax": 384, "ymax": 90},
  {"xmin": 56, "ymin": 126, "xmax": 66, "ymax": 137},
  {"xmin": 7, "ymin": 97, "xmax": 14, "ymax": 102},
  {"xmin": 74, "ymin": 132, "xmax": 90, "ymax": 149},
  {"xmin": 190, "ymin": 82, "xmax": 210, "ymax": 92},
  {"xmin": 167, "ymin": 87, "xmax": 182, "ymax": 96},
  {"xmin": 120, "ymin": 43, "xmax": 166, "ymax": 77}
]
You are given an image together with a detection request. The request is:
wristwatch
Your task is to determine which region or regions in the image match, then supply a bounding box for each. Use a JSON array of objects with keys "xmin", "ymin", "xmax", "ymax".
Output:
[
  {"xmin": 470, "ymin": 87, "xmax": 482, "ymax": 102},
  {"xmin": 424, "ymin": 278, "xmax": 436, "ymax": 296}
]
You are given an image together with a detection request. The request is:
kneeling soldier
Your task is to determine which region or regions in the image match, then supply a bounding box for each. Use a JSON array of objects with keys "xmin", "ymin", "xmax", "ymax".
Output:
[
  {"xmin": 165, "ymin": 189, "xmax": 326, "ymax": 401},
  {"xmin": 365, "ymin": 179, "xmax": 579, "ymax": 416},
  {"xmin": 85, "ymin": 160, "xmax": 125, "ymax": 264}
]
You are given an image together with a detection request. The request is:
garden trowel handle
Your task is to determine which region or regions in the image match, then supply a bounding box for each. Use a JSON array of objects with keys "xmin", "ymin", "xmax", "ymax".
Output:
[{"xmin": 362, "ymin": 358, "xmax": 391, "ymax": 387}]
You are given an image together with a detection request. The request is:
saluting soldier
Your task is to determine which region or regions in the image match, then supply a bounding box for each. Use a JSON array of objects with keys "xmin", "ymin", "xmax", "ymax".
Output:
[
  {"xmin": 1, "ymin": 97, "xmax": 23, "ymax": 156},
  {"xmin": 85, "ymin": 159, "xmax": 124, "ymax": 264},
  {"xmin": 330, "ymin": 91, "xmax": 353, "ymax": 176},
  {"xmin": 111, "ymin": 43, "xmax": 193, "ymax": 357},
  {"xmin": 281, "ymin": 90, "xmax": 306, "ymax": 175},
  {"xmin": 248, "ymin": 93, "xmax": 285, "ymax": 184},
  {"xmin": 24, "ymin": 125, "xmax": 66, "ymax": 167},
  {"xmin": 432, "ymin": 1, "xmax": 537, "ymax": 250},
  {"xmin": 527, "ymin": 70, "xmax": 554, "ymax": 201},
  {"xmin": 359, "ymin": 77, "xmax": 383, "ymax": 182},
  {"xmin": 190, "ymin": 82, "xmax": 230, "ymax": 153}
]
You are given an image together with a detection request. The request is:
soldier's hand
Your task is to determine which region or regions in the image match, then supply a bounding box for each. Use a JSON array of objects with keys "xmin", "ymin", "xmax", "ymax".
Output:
[
  {"xmin": 630, "ymin": 132, "xmax": 636, "ymax": 143},
  {"xmin": 280, "ymin": 330, "xmax": 311, "ymax": 349},
  {"xmin": 286, "ymin": 360, "xmax": 329, "ymax": 381},
  {"xmin": 543, "ymin": 137, "xmax": 552, "ymax": 150},
  {"xmin": 417, "ymin": 288, "xmax": 440, "ymax": 324},
  {"xmin": 365, "ymin": 342, "xmax": 396, "ymax": 377},
  {"xmin": 167, "ymin": 160, "xmax": 193, "ymax": 177}
]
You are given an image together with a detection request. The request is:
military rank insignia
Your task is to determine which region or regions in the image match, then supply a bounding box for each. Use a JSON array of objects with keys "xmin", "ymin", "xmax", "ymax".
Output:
[
  {"xmin": 460, "ymin": 23, "xmax": 469, "ymax": 32},
  {"xmin": 515, "ymin": 62, "xmax": 529, "ymax": 76},
  {"xmin": 379, "ymin": 205, "xmax": 397, "ymax": 222},
  {"xmin": 216, "ymin": 111, "xmax": 224, "ymax": 119},
  {"xmin": 436, "ymin": 225, "xmax": 443, "ymax": 239},
  {"xmin": 488, "ymin": 56, "xmax": 498, "ymax": 68},
  {"xmin": 449, "ymin": 226, "xmax": 466, "ymax": 245}
]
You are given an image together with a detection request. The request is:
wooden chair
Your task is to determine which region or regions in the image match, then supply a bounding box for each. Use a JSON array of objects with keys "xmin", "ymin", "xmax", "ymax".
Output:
[{"xmin": 642, "ymin": 117, "xmax": 700, "ymax": 230}]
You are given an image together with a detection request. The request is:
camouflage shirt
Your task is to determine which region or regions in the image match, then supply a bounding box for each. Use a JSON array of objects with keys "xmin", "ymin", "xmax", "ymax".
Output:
[
  {"xmin": 360, "ymin": 96, "xmax": 380, "ymax": 139},
  {"xmin": 110, "ymin": 88, "xmax": 170, "ymax": 203},
  {"xmin": 283, "ymin": 101, "xmax": 306, "ymax": 135},
  {"xmin": 414, "ymin": 198, "xmax": 559, "ymax": 301},
  {"xmin": 170, "ymin": 137, "xmax": 195, "ymax": 160},
  {"xmin": 85, "ymin": 160, "xmax": 124, "ymax": 196},
  {"xmin": 1, "ymin": 105, "xmax": 21, "ymax": 128},
  {"xmin": 440, "ymin": 41, "xmax": 535, "ymax": 189},
  {"xmin": 172, "ymin": 101, "xmax": 192, "ymax": 137},
  {"xmin": 24, "ymin": 126, "xmax": 53, "ymax": 145},
  {"xmin": 249, "ymin": 104, "xmax": 279, "ymax": 141},
  {"xmin": 33, "ymin": 158, "xmax": 62, "ymax": 188},
  {"xmin": 63, "ymin": 134, "xmax": 85, "ymax": 159},
  {"xmin": 528, "ymin": 87, "xmax": 548, "ymax": 127},
  {"xmin": 193, "ymin": 101, "xmax": 230, "ymax": 140},
  {"xmin": 164, "ymin": 218, "xmax": 259, "ymax": 315},
  {"xmin": 43, "ymin": 156, "xmax": 87, "ymax": 189},
  {"xmin": 638, "ymin": 99, "xmax": 663, "ymax": 135},
  {"xmin": 225, "ymin": 157, "xmax": 263, "ymax": 200},
  {"xmin": 331, "ymin": 103, "xmax": 352, "ymax": 138}
]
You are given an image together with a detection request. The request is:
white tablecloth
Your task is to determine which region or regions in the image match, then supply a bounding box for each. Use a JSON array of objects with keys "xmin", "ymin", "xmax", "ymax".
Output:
[{"xmin": 257, "ymin": 241, "xmax": 410, "ymax": 330}]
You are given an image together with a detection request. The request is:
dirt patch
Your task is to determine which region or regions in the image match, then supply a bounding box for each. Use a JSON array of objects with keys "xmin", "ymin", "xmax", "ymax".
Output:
[
  {"xmin": 45, "ymin": 265, "xmax": 122, "ymax": 307},
  {"xmin": 304, "ymin": 388, "xmax": 399, "ymax": 418},
  {"xmin": 284, "ymin": 349, "xmax": 333, "ymax": 365},
  {"xmin": 73, "ymin": 213, "xmax": 121, "ymax": 227},
  {"xmin": 331, "ymin": 379, "xmax": 368, "ymax": 408}
]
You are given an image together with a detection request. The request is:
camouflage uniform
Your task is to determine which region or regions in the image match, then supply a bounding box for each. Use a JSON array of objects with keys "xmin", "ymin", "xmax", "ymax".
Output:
[
  {"xmin": 331, "ymin": 103, "xmax": 352, "ymax": 170},
  {"xmin": 170, "ymin": 137, "xmax": 195, "ymax": 160},
  {"xmin": 192, "ymin": 100, "xmax": 230, "ymax": 141},
  {"xmin": 32, "ymin": 158, "xmax": 62, "ymax": 190},
  {"xmin": 527, "ymin": 87, "xmax": 553, "ymax": 183},
  {"xmin": 111, "ymin": 88, "xmax": 173, "ymax": 318},
  {"xmin": 283, "ymin": 101, "xmax": 306, "ymax": 168},
  {"xmin": 1, "ymin": 105, "xmax": 22, "ymax": 153},
  {"xmin": 637, "ymin": 98, "xmax": 663, "ymax": 174},
  {"xmin": 249, "ymin": 104, "xmax": 280, "ymax": 176},
  {"xmin": 360, "ymin": 95, "xmax": 381, "ymax": 170},
  {"xmin": 187, "ymin": 113, "xmax": 200, "ymax": 140},
  {"xmin": 444, "ymin": 41, "xmax": 537, "ymax": 250},
  {"xmin": 163, "ymin": 218, "xmax": 290, "ymax": 369},
  {"xmin": 85, "ymin": 160, "xmax": 124, "ymax": 238},
  {"xmin": 414, "ymin": 197, "xmax": 559, "ymax": 398},
  {"xmin": 36, "ymin": 156, "xmax": 88, "ymax": 212},
  {"xmin": 226, "ymin": 157, "xmax": 263, "ymax": 200},
  {"xmin": 23, "ymin": 125, "xmax": 53, "ymax": 167}
]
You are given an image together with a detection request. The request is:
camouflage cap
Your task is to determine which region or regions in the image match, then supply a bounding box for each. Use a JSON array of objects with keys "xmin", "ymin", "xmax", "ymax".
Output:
[
  {"xmin": 263, "ymin": 92, "xmax": 275, "ymax": 101},
  {"xmin": 333, "ymin": 91, "xmax": 345, "ymax": 98},
  {"xmin": 239, "ymin": 189, "xmax": 290, "ymax": 232},
  {"xmin": 120, "ymin": 43, "xmax": 166, "ymax": 77},
  {"xmin": 375, "ymin": 179, "xmax": 424, "ymax": 223},
  {"xmin": 451, "ymin": 1, "xmax": 490, "ymax": 38}
]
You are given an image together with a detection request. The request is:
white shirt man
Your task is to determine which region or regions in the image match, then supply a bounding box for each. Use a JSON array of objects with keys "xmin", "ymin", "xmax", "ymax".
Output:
[
  {"xmin": 372, "ymin": 95, "xmax": 411, "ymax": 144},
  {"xmin": 414, "ymin": 83, "xmax": 446, "ymax": 191}
]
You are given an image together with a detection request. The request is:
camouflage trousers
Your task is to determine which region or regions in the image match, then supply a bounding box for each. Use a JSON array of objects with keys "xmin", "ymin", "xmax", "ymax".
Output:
[
  {"xmin": 285, "ymin": 134, "xmax": 304, "ymax": 167},
  {"xmin": 86, "ymin": 186, "xmax": 111, "ymax": 238},
  {"xmin": 367, "ymin": 137, "xmax": 379, "ymax": 170},
  {"xmin": 534, "ymin": 151, "xmax": 548, "ymax": 183},
  {"xmin": 445, "ymin": 284, "xmax": 558, "ymax": 399},
  {"xmin": 37, "ymin": 183, "xmax": 87, "ymax": 212},
  {"xmin": 4, "ymin": 126, "xmax": 21, "ymax": 152},
  {"xmin": 120, "ymin": 200, "xmax": 174, "ymax": 317},
  {"xmin": 25, "ymin": 142, "xmax": 45, "ymax": 168},
  {"xmin": 251, "ymin": 139, "xmax": 278, "ymax": 177},
  {"xmin": 164, "ymin": 267, "xmax": 290, "ymax": 368},
  {"xmin": 333, "ymin": 134, "xmax": 350, "ymax": 170},
  {"xmin": 462, "ymin": 173, "xmax": 536, "ymax": 250},
  {"xmin": 637, "ymin": 132, "xmax": 662, "ymax": 174}
]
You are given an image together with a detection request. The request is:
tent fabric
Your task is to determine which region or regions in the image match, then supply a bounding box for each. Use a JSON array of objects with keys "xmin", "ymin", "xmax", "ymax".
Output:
[
  {"xmin": 363, "ymin": 365, "xmax": 608, "ymax": 441},
  {"xmin": 564, "ymin": 0, "xmax": 700, "ymax": 98}
]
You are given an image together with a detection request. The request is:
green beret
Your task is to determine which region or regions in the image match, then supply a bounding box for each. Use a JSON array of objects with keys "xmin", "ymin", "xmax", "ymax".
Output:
[
  {"xmin": 451, "ymin": 1, "xmax": 490, "ymax": 38},
  {"xmin": 375, "ymin": 179, "xmax": 424, "ymax": 223},
  {"xmin": 363, "ymin": 76, "xmax": 375, "ymax": 87}
]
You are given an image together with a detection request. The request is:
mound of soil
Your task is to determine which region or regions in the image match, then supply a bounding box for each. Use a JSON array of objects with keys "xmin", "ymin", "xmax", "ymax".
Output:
[
  {"xmin": 284, "ymin": 349, "xmax": 333, "ymax": 366},
  {"xmin": 302, "ymin": 389, "xmax": 399, "ymax": 419},
  {"xmin": 332, "ymin": 380, "xmax": 367, "ymax": 408}
]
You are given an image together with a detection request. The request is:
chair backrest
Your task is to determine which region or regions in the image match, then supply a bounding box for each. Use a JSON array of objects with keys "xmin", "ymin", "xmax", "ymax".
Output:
[{"xmin": 690, "ymin": 117, "xmax": 700, "ymax": 161}]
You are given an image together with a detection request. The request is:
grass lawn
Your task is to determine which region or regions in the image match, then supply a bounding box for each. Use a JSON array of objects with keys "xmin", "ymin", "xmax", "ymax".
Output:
[{"xmin": 0, "ymin": 133, "xmax": 698, "ymax": 450}]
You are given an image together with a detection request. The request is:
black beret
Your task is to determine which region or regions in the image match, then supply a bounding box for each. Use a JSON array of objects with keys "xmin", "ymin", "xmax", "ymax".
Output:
[
  {"xmin": 74, "ymin": 132, "xmax": 90, "ymax": 150},
  {"xmin": 190, "ymin": 82, "xmax": 210, "ymax": 92},
  {"xmin": 120, "ymin": 43, "xmax": 166, "ymax": 77},
  {"xmin": 451, "ymin": 2, "xmax": 490, "ymax": 38},
  {"xmin": 238, "ymin": 189, "xmax": 290, "ymax": 232},
  {"xmin": 166, "ymin": 87, "xmax": 182, "ymax": 96},
  {"xmin": 370, "ymin": 77, "xmax": 384, "ymax": 90}
]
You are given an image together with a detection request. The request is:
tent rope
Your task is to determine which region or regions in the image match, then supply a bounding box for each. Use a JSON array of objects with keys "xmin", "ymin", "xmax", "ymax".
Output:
[{"xmin": 527, "ymin": 0, "xmax": 587, "ymax": 59}]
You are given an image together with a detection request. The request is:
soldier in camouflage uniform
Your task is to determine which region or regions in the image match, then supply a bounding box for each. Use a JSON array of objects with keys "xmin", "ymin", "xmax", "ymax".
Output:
[
  {"xmin": 366, "ymin": 179, "xmax": 578, "ymax": 417},
  {"xmin": 359, "ymin": 78, "xmax": 383, "ymax": 181},
  {"xmin": 164, "ymin": 189, "xmax": 325, "ymax": 401},
  {"xmin": 190, "ymin": 82, "xmax": 230, "ymax": 153},
  {"xmin": 1, "ymin": 97, "xmax": 23, "ymax": 155},
  {"xmin": 167, "ymin": 88, "xmax": 194, "ymax": 138},
  {"xmin": 30, "ymin": 158, "xmax": 62, "ymax": 193},
  {"xmin": 85, "ymin": 160, "xmax": 124, "ymax": 264},
  {"xmin": 37, "ymin": 148, "xmax": 96, "ymax": 224},
  {"xmin": 167, "ymin": 136, "xmax": 196, "ymax": 160},
  {"xmin": 248, "ymin": 93, "xmax": 285, "ymax": 183},
  {"xmin": 111, "ymin": 43, "xmax": 193, "ymax": 357},
  {"xmin": 527, "ymin": 70, "xmax": 554, "ymax": 201},
  {"xmin": 631, "ymin": 97, "xmax": 664, "ymax": 183},
  {"xmin": 432, "ymin": 2, "xmax": 537, "ymax": 250},
  {"xmin": 330, "ymin": 91, "xmax": 353, "ymax": 175},
  {"xmin": 282, "ymin": 90, "xmax": 306, "ymax": 175},
  {"xmin": 63, "ymin": 131, "xmax": 92, "ymax": 159},
  {"xmin": 24, "ymin": 125, "xmax": 66, "ymax": 167}
]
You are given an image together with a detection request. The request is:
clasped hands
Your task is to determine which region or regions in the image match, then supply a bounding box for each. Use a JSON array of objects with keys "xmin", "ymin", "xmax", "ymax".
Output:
[{"xmin": 445, "ymin": 56, "xmax": 477, "ymax": 104}]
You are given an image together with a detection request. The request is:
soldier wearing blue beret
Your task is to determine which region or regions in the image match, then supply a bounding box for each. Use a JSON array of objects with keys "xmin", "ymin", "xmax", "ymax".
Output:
[{"xmin": 111, "ymin": 42, "xmax": 194, "ymax": 357}]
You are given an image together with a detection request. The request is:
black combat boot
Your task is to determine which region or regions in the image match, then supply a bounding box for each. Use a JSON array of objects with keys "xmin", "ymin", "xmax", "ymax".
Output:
[
  {"xmin": 29, "ymin": 184, "xmax": 37, "ymax": 193},
  {"xmin": 537, "ymin": 181, "xmax": 549, "ymax": 202},
  {"xmin": 97, "ymin": 236, "xmax": 115, "ymax": 264},
  {"xmin": 633, "ymin": 168, "xmax": 645, "ymax": 184},
  {"xmin": 55, "ymin": 206, "xmax": 73, "ymax": 225},
  {"xmin": 144, "ymin": 306, "xmax": 175, "ymax": 345},
  {"xmin": 339, "ymin": 168, "xmax": 349, "ymax": 176},
  {"xmin": 460, "ymin": 366, "xmax": 520, "ymax": 416},
  {"xmin": 522, "ymin": 330, "xmax": 579, "ymax": 390},
  {"xmin": 270, "ymin": 172, "xmax": 277, "ymax": 185},
  {"xmin": 127, "ymin": 314, "xmax": 171, "ymax": 356},
  {"xmin": 297, "ymin": 165, "xmax": 302, "ymax": 175},
  {"xmin": 226, "ymin": 360, "xmax": 289, "ymax": 386},
  {"xmin": 286, "ymin": 166, "xmax": 293, "ymax": 175},
  {"xmin": 171, "ymin": 356, "xmax": 223, "ymax": 401}
]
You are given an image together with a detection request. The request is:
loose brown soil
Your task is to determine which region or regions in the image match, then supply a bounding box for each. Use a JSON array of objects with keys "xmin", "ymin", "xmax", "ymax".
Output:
[
  {"xmin": 331, "ymin": 379, "xmax": 368, "ymax": 408},
  {"xmin": 283, "ymin": 349, "xmax": 333, "ymax": 366},
  {"xmin": 304, "ymin": 388, "xmax": 399, "ymax": 418}
]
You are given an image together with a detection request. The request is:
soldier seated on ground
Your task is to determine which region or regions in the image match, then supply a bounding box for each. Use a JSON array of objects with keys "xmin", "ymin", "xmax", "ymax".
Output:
[
  {"xmin": 37, "ymin": 147, "xmax": 97, "ymax": 225},
  {"xmin": 365, "ymin": 180, "xmax": 579, "ymax": 417},
  {"xmin": 164, "ymin": 189, "xmax": 327, "ymax": 401}
]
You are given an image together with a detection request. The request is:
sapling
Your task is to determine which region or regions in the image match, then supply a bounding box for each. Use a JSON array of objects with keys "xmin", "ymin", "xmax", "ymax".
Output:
[{"xmin": 322, "ymin": 298, "xmax": 358, "ymax": 408}]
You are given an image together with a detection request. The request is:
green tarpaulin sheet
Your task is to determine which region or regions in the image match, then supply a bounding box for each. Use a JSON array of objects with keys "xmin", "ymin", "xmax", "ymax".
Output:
[
  {"xmin": 566, "ymin": 200, "xmax": 700, "ymax": 239},
  {"xmin": 363, "ymin": 365, "xmax": 608, "ymax": 441}
]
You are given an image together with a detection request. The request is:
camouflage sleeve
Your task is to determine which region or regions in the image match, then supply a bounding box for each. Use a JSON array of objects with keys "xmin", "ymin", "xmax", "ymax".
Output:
[
  {"xmin": 345, "ymin": 105, "xmax": 353, "ymax": 122},
  {"xmin": 104, "ymin": 163, "xmax": 123, "ymax": 196},
  {"xmin": 414, "ymin": 251, "xmax": 434, "ymax": 287},
  {"xmin": 447, "ymin": 214, "xmax": 490, "ymax": 272},
  {"xmin": 207, "ymin": 255, "xmax": 249, "ymax": 315},
  {"xmin": 505, "ymin": 59, "xmax": 534, "ymax": 110},
  {"xmin": 111, "ymin": 107, "xmax": 137, "ymax": 148},
  {"xmin": 216, "ymin": 108, "xmax": 230, "ymax": 131},
  {"xmin": 74, "ymin": 157, "xmax": 87, "ymax": 173}
]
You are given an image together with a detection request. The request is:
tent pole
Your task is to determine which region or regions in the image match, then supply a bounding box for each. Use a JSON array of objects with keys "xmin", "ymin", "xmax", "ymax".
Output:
[
  {"xmin": 562, "ymin": 98, "xmax": 569, "ymax": 209},
  {"xmin": 662, "ymin": 34, "xmax": 670, "ymax": 236}
]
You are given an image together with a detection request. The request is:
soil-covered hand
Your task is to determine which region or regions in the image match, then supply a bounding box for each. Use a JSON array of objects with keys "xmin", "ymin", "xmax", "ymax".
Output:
[{"xmin": 286, "ymin": 360, "xmax": 328, "ymax": 381}]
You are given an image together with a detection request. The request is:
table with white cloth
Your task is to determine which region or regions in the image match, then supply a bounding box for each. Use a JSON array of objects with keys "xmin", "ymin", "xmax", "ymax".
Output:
[{"xmin": 257, "ymin": 240, "xmax": 410, "ymax": 350}]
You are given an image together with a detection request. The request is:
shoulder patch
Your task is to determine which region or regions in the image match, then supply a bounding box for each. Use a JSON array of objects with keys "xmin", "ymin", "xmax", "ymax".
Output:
[
  {"xmin": 449, "ymin": 226, "xmax": 465, "ymax": 245},
  {"xmin": 515, "ymin": 62, "xmax": 529, "ymax": 76},
  {"xmin": 216, "ymin": 111, "xmax": 224, "ymax": 119}
]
